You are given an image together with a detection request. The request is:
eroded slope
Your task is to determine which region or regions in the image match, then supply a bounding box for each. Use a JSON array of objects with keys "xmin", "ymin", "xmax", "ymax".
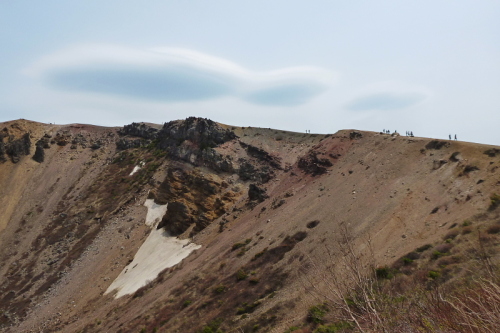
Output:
[{"xmin": 0, "ymin": 119, "xmax": 498, "ymax": 333}]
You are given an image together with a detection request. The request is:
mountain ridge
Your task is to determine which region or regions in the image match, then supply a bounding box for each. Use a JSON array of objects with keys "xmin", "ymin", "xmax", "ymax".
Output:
[{"xmin": 0, "ymin": 117, "xmax": 499, "ymax": 332}]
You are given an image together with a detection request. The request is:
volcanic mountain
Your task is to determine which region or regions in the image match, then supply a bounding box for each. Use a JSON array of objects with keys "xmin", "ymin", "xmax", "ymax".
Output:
[{"xmin": 0, "ymin": 117, "xmax": 499, "ymax": 332}]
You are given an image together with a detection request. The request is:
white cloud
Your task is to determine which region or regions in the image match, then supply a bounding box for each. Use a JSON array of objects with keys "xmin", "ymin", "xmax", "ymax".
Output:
[{"xmin": 25, "ymin": 44, "xmax": 333, "ymax": 107}]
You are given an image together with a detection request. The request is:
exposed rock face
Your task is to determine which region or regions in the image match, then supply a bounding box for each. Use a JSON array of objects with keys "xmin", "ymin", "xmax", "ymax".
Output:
[
  {"xmin": 155, "ymin": 117, "xmax": 237, "ymax": 172},
  {"xmin": 32, "ymin": 144, "xmax": 45, "ymax": 163},
  {"xmin": 117, "ymin": 123, "xmax": 159, "ymax": 150},
  {"xmin": 53, "ymin": 132, "xmax": 71, "ymax": 146},
  {"xmin": 0, "ymin": 130, "xmax": 31, "ymax": 163},
  {"xmin": 117, "ymin": 118, "xmax": 237, "ymax": 173},
  {"xmin": 116, "ymin": 138, "xmax": 147, "ymax": 150},
  {"xmin": 238, "ymin": 160, "xmax": 274, "ymax": 183},
  {"xmin": 32, "ymin": 136, "xmax": 52, "ymax": 163},
  {"xmin": 484, "ymin": 148, "xmax": 500, "ymax": 157},
  {"xmin": 155, "ymin": 167, "xmax": 238, "ymax": 236},
  {"xmin": 157, "ymin": 117, "xmax": 236, "ymax": 150},
  {"xmin": 349, "ymin": 131, "xmax": 363, "ymax": 139},
  {"xmin": 297, "ymin": 151, "xmax": 333, "ymax": 175},
  {"xmin": 248, "ymin": 183, "xmax": 268, "ymax": 202},
  {"xmin": 71, "ymin": 134, "xmax": 88, "ymax": 148},
  {"xmin": 0, "ymin": 140, "xmax": 5, "ymax": 163},
  {"xmin": 120, "ymin": 122, "xmax": 159, "ymax": 140},
  {"xmin": 425, "ymin": 140, "xmax": 450, "ymax": 150},
  {"xmin": 116, "ymin": 118, "xmax": 288, "ymax": 236}
]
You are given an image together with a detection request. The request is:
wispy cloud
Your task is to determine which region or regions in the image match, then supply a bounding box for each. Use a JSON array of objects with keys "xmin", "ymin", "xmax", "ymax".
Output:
[
  {"xmin": 346, "ymin": 81, "xmax": 429, "ymax": 111},
  {"xmin": 25, "ymin": 45, "xmax": 332, "ymax": 106}
]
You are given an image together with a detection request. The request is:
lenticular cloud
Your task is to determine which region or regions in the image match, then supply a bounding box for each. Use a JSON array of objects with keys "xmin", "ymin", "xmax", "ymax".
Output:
[
  {"xmin": 26, "ymin": 45, "xmax": 331, "ymax": 106},
  {"xmin": 345, "ymin": 81, "xmax": 430, "ymax": 112}
]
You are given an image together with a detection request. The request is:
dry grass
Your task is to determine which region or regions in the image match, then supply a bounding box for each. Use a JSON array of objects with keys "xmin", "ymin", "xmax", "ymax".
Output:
[{"xmin": 299, "ymin": 222, "xmax": 500, "ymax": 333}]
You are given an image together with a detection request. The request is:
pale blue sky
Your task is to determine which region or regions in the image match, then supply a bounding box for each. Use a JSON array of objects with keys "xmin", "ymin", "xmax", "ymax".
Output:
[{"xmin": 1, "ymin": 1, "xmax": 499, "ymax": 144}]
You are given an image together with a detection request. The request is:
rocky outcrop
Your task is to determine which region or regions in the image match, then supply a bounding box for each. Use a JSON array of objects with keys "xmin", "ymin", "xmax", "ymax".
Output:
[
  {"xmin": 238, "ymin": 160, "xmax": 274, "ymax": 183},
  {"xmin": 425, "ymin": 140, "xmax": 450, "ymax": 150},
  {"xmin": 248, "ymin": 183, "xmax": 268, "ymax": 203},
  {"xmin": 239, "ymin": 142, "xmax": 282, "ymax": 169},
  {"xmin": 117, "ymin": 118, "xmax": 238, "ymax": 174},
  {"xmin": 154, "ymin": 117, "xmax": 237, "ymax": 172},
  {"xmin": 32, "ymin": 135, "xmax": 53, "ymax": 163},
  {"xmin": 119, "ymin": 122, "xmax": 159, "ymax": 140},
  {"xmin": 298, "ymin": 151, "xmax": 333, "ymax": 176},
  {"xmin": 157, "ymin": 117, "xmax": 236, "ymax": 150},
  {"xmin": 116, "ymin": 138, "xmax": 148, "ymax": 150},
  {"xmin": 0, "ymin": 140, "xmax": 5, "ymax": 163},
  {"xmin": 32, "ymin": 144, "xmax": 45, "ymax": 163},
  {"xmin": 116, "ymin": 123, "xmax": 159, "ymax": 150},
  {"xmin": 349, "ymin": 131, "xmax": 363, "ymax": 140},
  {"xmin": 71, "ymin": 134, "xmax": 88, "ymax": 148},
  {"xmin": 484, "ymin": 148, "xmax": 500, "ymax": 157},
  {"xmin": 154, "ymin": 167, "xmax": 239, "ymax": 236},
  {"xmin": 0, "ymin": 130, "xmax": 31, "ymax": 163}
]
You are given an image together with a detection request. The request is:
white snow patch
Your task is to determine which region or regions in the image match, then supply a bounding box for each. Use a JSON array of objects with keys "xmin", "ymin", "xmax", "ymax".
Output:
[
  {"xmin": 105, "ymin": 200, "xmax": 201, "ymax": 298},
  {"xmin": 129, "ymin": 161, "xmax": 145, "ymax": 176},
  {"xmin": 144, "ymin": 199, "xmax": 168, "ymax": 227}
]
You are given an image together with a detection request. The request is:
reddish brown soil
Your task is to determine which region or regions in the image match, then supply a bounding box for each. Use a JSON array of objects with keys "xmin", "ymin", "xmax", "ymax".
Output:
[{"xmin": 0, "ymin": 119, "xmax": 499, "ymax": 332}]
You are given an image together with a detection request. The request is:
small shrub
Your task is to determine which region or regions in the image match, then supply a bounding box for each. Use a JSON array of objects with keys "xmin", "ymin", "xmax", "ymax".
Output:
[
  {"xmin": 232, "ymin": 242, "xmax": 246, "ymax": 251},
  {"xmin": 200, "ymin": 318, "xmax": 224, "ymax": 333},
  {"xmin": 252, "ymin": 248, "xmax": 268, "ymax": 261},
  {"xmin": 402, "ymin": 257, "xmax": 414, "ymax": 265},
  {"xmin": 486, "ymin": 224, "xmax": 500, "ymax": 234},
  {"xmin": 314, "ymin": 321, "xmax": 354, "ymax": 332},
  {"xmin": 284, "ymin": 326, "xmax": 301, "ymax": 333},
  {"xmin": 489, "ymin": 193, "xmax": 500, "ymax": 211},
  {"xmin": 308, "ymin": 304, "xmax": 328, "ymax": 324},
  {"xmin": 416, "ymin": 244, "xmax": 432, "ymax": 252},
  {"xmin": 182, "ymin": 300, "xmax": 192, "ymax": 308},
  {"xmin": 405, "ymin": 251, "xmax": 421, "ymax": 260},
  {"xmin": 236, "ymin": 301, "xmax": 261, "ymax": 314},
  {"xmin": 462, "ymin": 220, "xmax": 471, "ymax": 227},
  {"xmin": 376, "ymin": 266, "xmax": 394, "ymax": 279},
  {"xmin": 428, "ymin": 270, "xmax": 440, "ymax": 279},
  {"xmin": 432, "ymin": 251, "xmax": 446, "ymax": 260},
  {"xmin": 213, "ymin": 285, "xmax": 226, "ymax": 294},
  {"xmin": 307, "ymin": 220, "xmax": 320, "ymax": 229},
  {"xmin": 236, "ymin": 269, "xmax": 248, "ymax": 281}
]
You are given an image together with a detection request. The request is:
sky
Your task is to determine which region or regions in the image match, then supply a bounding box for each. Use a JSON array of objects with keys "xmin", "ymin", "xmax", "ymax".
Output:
[{"xmin": 1, "ymin": 1, "xmax": 499, "ymax": 145}]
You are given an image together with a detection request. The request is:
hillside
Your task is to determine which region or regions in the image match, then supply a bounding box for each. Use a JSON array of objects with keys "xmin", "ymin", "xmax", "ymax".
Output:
[{"xmin": 0, "ymin": 118, "xmax": 499, "ymax": 333}]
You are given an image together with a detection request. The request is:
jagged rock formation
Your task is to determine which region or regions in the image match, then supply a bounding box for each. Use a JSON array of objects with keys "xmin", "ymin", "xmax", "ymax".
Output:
[
  {"xmin": 153, "ymin": 167, "xmax": 239, "ymax": 236},
  {"xmin": 0, "ymin": 128, "xmax": 31, "ymax": 163},
  {"xmin": 248, "ymin": 183, "xmax": 268, "ymax": 202}
]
